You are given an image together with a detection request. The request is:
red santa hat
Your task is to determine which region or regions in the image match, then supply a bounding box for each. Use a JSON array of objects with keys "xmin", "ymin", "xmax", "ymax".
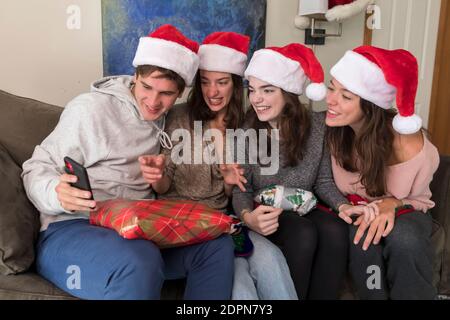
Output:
[
  {"xmin": 244, "ymin": 43, "xmax": 327, "ymax": 101},
  {"xmin": 132, "ymin": 24, "xmax": 200, "ymax": 86},
  {"xmin": 330, "ymin": 45, "xmax": 422, "ymax": 134},
  {"xmin": 326, "ymin": 0, "xmax": 375, "ymax": 22},
  {"xmin": 295, "ymin": 0, "xmax": 374, "ymax": 29},
  {"xmin": 198, "ymin": 32, "xmax": 250, "ymax": 76}
]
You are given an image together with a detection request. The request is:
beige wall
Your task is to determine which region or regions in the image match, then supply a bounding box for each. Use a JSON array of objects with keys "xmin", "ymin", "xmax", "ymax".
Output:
[
  {"xmin": 0, "ymin": 0, "xmax": 103, "ymax": 107},
  {"xmin": 0, "ymin": 0, "xmax": 366, "ymax": 108},
  {"xmin": 0, "ymin": 0, "xmax": 440, "ymax": 122},
  {"xmin": 370, "ymin": 0, "xmax": 441, "ymax": 128}
]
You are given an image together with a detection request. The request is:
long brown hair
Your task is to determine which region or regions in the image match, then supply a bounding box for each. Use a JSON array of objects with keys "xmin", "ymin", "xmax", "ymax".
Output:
[
  {"xmin": 326, "ymin": 98, "xmax": 396, "ymax": 197},
  {"xmin": 245, "ymin": 90, "xmax": 311, "ymax": 167},
  {"xmin": 187, "ymin": 71, "xmax": 244, "ymax": 130}
]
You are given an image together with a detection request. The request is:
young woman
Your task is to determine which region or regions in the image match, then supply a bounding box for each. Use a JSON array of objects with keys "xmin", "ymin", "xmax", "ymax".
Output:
[
  {"xmin": 232, "ymin": 43, "xmax": 355, "ymax": 300},
  {"xmin": 326, "ymin": 45, "xmax": 440, "ymax": 299},
  {"xmin": 140, "ymin": 32, "xmax": 297, "ymax": 300}
]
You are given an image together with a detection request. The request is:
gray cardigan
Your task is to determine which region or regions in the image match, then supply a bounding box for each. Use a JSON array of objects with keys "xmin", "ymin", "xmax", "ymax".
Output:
[{"xmin": 232, "ymin": 111, "xmax": 348, "ymax": 217}]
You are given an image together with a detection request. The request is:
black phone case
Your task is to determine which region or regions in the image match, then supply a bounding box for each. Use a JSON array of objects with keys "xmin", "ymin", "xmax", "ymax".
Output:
[{"xmin": 64, "ymin": 156, "xmax": 93, "ymax": 200}]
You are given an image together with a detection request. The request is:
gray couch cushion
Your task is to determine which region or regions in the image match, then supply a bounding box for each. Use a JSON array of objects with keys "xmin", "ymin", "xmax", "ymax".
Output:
[
  {"xmin": 0, "ymin": 272, "xmax": 76, "ymax": 300},
  {"xmin": 0, "ymin": 89, "xmax": 62, "ymax": 166},
  {"xmin": 0, "ymin": 143, "xmax": 40, "ymax": 275}
]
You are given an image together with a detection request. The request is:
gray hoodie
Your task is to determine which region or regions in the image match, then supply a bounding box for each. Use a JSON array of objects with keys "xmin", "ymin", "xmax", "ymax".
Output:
[{"xmin": 22, "ymin": 75, "xmax": 166, "ymax": 231}]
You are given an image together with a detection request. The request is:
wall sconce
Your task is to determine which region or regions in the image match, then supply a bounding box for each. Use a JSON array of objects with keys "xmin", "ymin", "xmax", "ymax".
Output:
[
  {"xmin": 295, "ymin": 0, "xmax": 374, "ymax": 45},
  {"xmin": 301, "ymin": 15, "xmax": 343, "ymax": 45}
]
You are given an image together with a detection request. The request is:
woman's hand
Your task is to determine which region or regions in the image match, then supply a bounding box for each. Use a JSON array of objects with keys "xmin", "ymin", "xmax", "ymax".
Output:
[
  {"xmin": 219, "ymin": 163, "xmax": 247, "ymax": 192},
  {"xmin": 352, "ymin": 198, "xmax": 400, "ymax": 250},
  {"xmin": 139, "ymin": 154, "xmax": 172, "ymax": 194},
  {"xmin": 338, "ymin": 203, "xmax": 379, "ymax": 225},
  {"xmin": 139, "ymin": 154, "xmax": 166, "ymax": 185},
  {"xmin": 242, "ymin": 205, "xmax": 283, "ymax": 236}
]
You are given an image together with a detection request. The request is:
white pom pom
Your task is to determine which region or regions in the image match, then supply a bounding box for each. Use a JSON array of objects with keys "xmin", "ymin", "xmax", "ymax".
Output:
[
  {"xmin": 392, "ymin": 114, "xmax": 422, "ymax": 134},
  {"xmin": 306, "ymin": 83, "xmax": 327, "ymax": 101},
  {"xmin": 294, "ymin": 15, "xmax": 311, "ymax": 29}
]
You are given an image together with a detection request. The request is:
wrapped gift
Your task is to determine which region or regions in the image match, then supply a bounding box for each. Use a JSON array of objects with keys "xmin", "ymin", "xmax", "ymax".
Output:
[
  {"xmin": 254, "ymin": 184, "xmax": 317, "ymax": 216},
  {"xmin": 90, "ymin": 198, "xmax": 239, "ymax": 248}
]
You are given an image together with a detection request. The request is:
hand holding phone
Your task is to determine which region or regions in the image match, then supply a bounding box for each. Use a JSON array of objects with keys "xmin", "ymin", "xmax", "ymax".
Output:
[
  {"xmin": 55, "ymin": 157, "xmax": 96, "ymax": 212},
  {"xmin": 64, "ymin": 156, "xmax": 94, "ymax": 200}
]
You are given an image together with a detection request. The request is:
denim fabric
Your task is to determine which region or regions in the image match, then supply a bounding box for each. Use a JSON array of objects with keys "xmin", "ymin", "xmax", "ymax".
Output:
[
  {"xmin": 232, "ymin": 230, "xmax": 298, "ymax": 300},
  {"xmin": 36, "ymin": 219, "xmax": 234, "ymax": 300}
]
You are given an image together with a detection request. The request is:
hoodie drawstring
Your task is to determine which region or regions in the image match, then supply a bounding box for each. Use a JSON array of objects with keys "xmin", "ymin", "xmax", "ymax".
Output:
[{"xmin": 150, "ymin": 119, "xmax": 173, "ymax": 150}]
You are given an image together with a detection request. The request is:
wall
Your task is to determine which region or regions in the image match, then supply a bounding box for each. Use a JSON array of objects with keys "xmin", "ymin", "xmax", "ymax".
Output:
[
  {"xmin": 0, "ymin": 0, "xmax": 103, "ymax": 107},
  {"xmin": 0, "ymin": 0, "xmax": 366, "ymax": 108},
  {"xmin": 0, "ymin": 0, "xmax": 441, "ymax": 124},
  {"xmin": 371, "ymin": 0, "xmax": 441, "ymax": 128}
]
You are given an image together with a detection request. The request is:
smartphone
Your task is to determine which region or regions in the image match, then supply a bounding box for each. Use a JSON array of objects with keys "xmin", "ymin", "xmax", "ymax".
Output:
[{"xmin": 63, "ymin": 156, "xmax": 94, "ymax": 200}]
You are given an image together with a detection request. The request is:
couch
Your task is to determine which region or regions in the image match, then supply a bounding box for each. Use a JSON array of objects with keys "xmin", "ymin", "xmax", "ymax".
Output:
[{"xmin": 0, "ymin": 89, "xmax": 449, "ymax": 299}]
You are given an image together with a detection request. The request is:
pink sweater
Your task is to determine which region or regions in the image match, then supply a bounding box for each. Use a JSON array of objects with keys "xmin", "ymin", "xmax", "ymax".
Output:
[{"xmin": 331, "ymin": 134, "xmax": 440, "ymax": 212}]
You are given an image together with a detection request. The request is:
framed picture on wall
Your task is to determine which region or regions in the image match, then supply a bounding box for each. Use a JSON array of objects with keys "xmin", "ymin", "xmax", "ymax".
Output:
[{"xmin": 101, "ymin": 0, "xmax": 267, "ymax": 76}]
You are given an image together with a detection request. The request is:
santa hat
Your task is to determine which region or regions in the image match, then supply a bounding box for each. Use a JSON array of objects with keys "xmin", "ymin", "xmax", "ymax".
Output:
[
  {"xmin": 244, "ymin": 43, "xmax": 327, "ymax": 100},
  {"xmin": 326, "ymin": 0, "xmax": 375, "ymax": 22},
  {"xmin": 132, "ymin": 24, "xmax": 200, "ymax": 86},
  {"xmin": 330, "ymin": 45, "xmax": 422, "ymax": 134},
  {"xmin": 198, "ymin": 32, "xmax": 250, "ymax": 76},
  {"xmin": 295, "ymin": 0, "xmax": 374, "ymax": 29}
]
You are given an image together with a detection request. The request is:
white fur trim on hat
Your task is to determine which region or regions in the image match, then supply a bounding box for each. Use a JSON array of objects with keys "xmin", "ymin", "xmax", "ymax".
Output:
[
  {"xmin": 244, "ymin": 49, "xmax": 306, "ymax": 95},
  {"xmin": 392, "ymin": 114, "xmax": 422, "ymax": 134},
  {"xmin": 199, "ymin": 44, "xmax": 247, "ymax": 76},
  {"xmin": 132, "ymin": 37, "xmax": 199, "ymax": 86},
  {"xmin": 330, "ymin": 50, "xmax": 396, "ymax": 108},
  {"xmin": 306, "ymin": 82, "xmax": 327, "ymax": 101}
]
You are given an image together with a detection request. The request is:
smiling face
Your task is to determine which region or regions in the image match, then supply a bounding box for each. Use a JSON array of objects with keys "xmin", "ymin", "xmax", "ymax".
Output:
[
  {"xmin": 200, "ymin": 70, "xmax": 234, "ymax": 114},
  {"xmin": 325, "ymin": 78, "xmax": 365, "ymax": 132},
  {"xmin": 132, "ymin": 70, "xmax": 181, "ymax": 121},
  {"xmin": 248, "ymin": 76, "xmax": 286, "ymax": 128}
]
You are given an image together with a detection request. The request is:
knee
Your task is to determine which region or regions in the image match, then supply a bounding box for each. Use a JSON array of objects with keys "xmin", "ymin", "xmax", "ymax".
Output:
[
  {"xmin": 286, "ymin": 218, "xmax": 318, "ymax": 245},
  {"xmin": 233, "ymin": 258, "xmax": 252, "ymax": 284},
  {"xmin": 203, "ymin": 234, "xmax": 235, "ymax": 266},
  {"xmin": 320, "ymin": 218, "xmax": 349, "ymax": 252},
  {"xmin": 322, "ymin": 217, "xmax": 348, "ymax": 242},
  {"xmin": 106, "ymin": 242, "xmax": 164, "ymax": 298},
  {"xmin": 211, "ymin": 234, "xmax": 235, "ymax": 256},
  {"xmin": 115, "ymin": 241, "xmax": 164, "ymax": 279},
  {"xmin": 248, "ymin": 232, "xmax": 285, "ymax": 269},
  {"xmin": 385, "ymin": 220, "xmax": 430, "ymax": 256}
]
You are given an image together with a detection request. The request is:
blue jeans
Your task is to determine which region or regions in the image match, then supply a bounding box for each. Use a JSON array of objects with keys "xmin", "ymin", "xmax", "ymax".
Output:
[
  {"xmin": 36, "ymin": 219, "xmax": 234, "ymax": 300},
  {"xmin": 232, "ymin": 231, "xmax": 298, "ymax": 300}
]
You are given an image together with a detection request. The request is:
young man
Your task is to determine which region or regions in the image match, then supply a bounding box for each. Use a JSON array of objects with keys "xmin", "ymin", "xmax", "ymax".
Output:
[{"xmin": 21, "ymin": 24, "xmax": 234, "ymax": 300}]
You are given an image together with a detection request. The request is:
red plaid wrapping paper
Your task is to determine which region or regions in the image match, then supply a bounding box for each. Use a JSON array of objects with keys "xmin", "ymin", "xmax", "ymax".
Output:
[{"xmin": 89, "ymin": 199, "xmax": 235, "ymax": 248}]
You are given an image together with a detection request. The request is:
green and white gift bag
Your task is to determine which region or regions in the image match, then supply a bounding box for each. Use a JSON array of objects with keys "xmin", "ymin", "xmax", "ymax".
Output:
[{"xmin": 254, "ymin": 184, "xmax": 317, "ymax": 216}]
